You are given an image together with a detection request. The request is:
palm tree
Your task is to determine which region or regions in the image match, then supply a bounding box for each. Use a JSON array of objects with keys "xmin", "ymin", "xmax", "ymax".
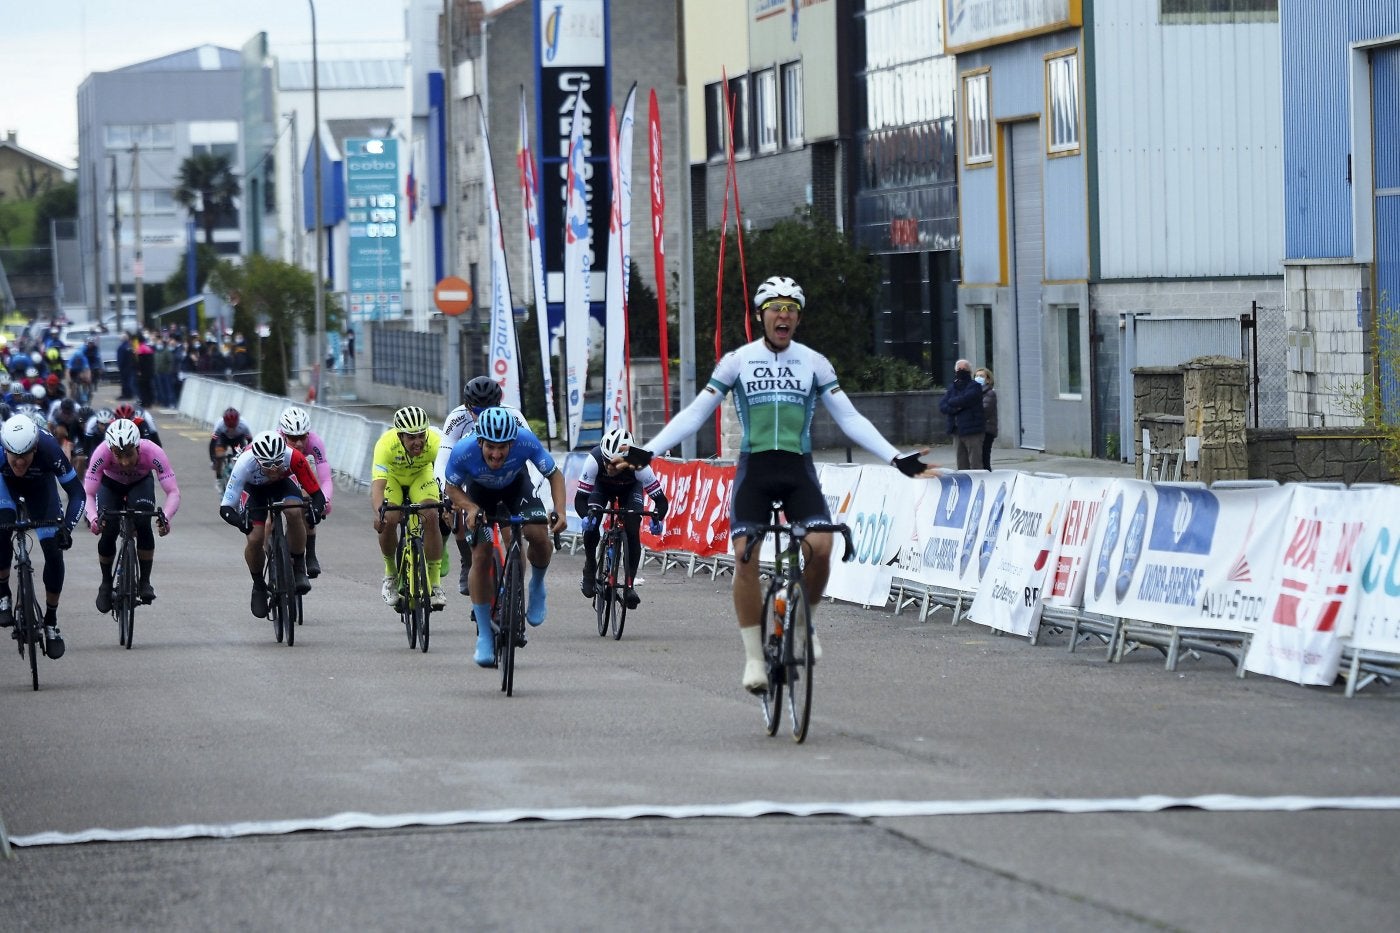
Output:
[{"xmin": 173, "ymin": 153, "xmax": 240, "ymax": 244}]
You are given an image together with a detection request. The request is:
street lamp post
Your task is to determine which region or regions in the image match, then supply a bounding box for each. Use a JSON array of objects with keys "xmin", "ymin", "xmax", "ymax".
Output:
[{"xmin": 309, "ymin": 0, "xmax": 326, "ymax": 401}]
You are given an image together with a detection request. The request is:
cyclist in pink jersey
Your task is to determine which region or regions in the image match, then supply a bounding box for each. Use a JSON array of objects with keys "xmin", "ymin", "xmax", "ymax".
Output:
[
  {"xmin": 83, "ymin": 418, "xmax": 180, "ymax": 612},
  {"xmin": 277, "ymin": 406, "xmax": 333, "ymax": 577}
]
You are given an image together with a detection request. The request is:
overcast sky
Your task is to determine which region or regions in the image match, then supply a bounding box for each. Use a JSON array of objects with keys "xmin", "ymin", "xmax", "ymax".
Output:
[{"xmin": 0, "ymin": 0, "xmax": 428, "ymax": 166}]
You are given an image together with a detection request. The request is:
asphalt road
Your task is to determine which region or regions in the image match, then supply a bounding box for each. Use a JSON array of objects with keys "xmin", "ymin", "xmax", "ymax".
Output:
[{"xmin": 1, "ymin": 396, "xmax": 1397, "ymax": 932}]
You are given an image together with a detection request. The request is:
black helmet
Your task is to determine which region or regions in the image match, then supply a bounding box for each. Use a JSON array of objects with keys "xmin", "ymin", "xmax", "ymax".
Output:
[{"xmin": 463, "ymin": 375, "xmax": 503, "ymax": 410}]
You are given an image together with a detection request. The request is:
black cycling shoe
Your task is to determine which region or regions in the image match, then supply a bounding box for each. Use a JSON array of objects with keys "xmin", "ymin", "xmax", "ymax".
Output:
[
  {"xmin": 0, "ymin": 594, "xmax": 13, "ymax": 627},
  {"xmin": 95, "ymin": 582, "xmax": 113, "ymax": 614},
  {"xmin": 44, "ymin": 626, "xmax": 65, "ymax": 660},
  {"xmin": 305, "ymin": 554, "xmax": 321, "ymax": 578},
  {"xmin": 138, "ymin": 583, "xmax": 156, "ymax": 605},
  {"xmin": 294, "ymin": 571, "xmax": 312, "ymax": 596},
  {"xmin": 580, "ymin": 575, "xmax": 596, "ymax": 598},
  {"xmin": 624, "ymin": 587, "xmax": 641, "ymax": 610},
  {"xmin": 251, "ymin": 583, "xmax": 269, "ymax": 619}
]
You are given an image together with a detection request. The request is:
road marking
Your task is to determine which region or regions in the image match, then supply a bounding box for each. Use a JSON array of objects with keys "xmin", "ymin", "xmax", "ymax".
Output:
[{"xmin": 12, "ymin": 794, "xmax": 1400, "ymax": 847}]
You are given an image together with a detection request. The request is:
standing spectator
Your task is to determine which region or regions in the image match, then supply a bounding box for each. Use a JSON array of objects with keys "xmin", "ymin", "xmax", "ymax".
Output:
[
  {"xmin": 154, "ymin": 338, "xmax": 175, "ymax": 406},
  {"xmin": 135, "ymin": 335, "xmax": 156, "ymax": 408},
  {"xmin": 344, "ymin": 328, "xmax": 356, "ymax": 372},
  {"xmin": 116, "ymin": 333, "xmax": 137, "ymax": 400},
  {"xmin": 230, "ymin": 337, "xmax": 254, "ymax": 388},
  {"xmin": 938, "ymin": 358, "xmax": 986, "ymax": 471},
  {"xmin": 975, "ymin": 366, "xmax": 998, "ymax": 471}
]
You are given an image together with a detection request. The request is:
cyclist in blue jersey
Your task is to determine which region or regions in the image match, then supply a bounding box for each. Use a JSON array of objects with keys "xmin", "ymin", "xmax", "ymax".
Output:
[
  {"xmin": 443, "ymin": 407, "xmax": 567, "ymax": 667},
  {"xmin": 621, "ymin": 275, "xmax": 938, "ymax": 693},
  {"xmin": 0, "ymin": 415, "xmax": 87, "ymax": 658}
]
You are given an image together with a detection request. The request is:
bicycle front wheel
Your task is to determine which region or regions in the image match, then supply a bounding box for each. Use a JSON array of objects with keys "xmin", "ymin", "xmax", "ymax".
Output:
[
  {"xmin": 500, "ymin": 548, "xmax": 523, "ymax": 696},
  {"xmin": 18, "ymin": 573, "xmax": 40, "ymax": 691},
  {"xmin": 611, "ymin": 535, "xmax": 629, "ymax": 641},
  {"xmin": 760, "ymin": 582, "xmax": 783, "ymax": 736},
  {"xmin": 267, "ymin": 530, "xmax": 293, "ymax": 645},
  {"xmin": 783, "ymin": 582, "xmax": 814, "ymax": 743},
  {"xmin": 594, "ymin": 536, "xmax": 612, "ymax": 637},
  {"xmin": 116, "ymin": 536, "xmax": 138, "ymax": 649},
  {"xmin": 413, "ymin": 538, "xmax": 432, "ymax": 653},
  {"xmin": 398, "ymin": 539, "xmax": 417, "ymax": 649}
]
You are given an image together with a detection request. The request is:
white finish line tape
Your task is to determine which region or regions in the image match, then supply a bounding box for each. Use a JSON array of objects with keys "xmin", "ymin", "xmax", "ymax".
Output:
[{"xmin": 13, "ymin": 795, "xmax": 1400, "ymax": 848}]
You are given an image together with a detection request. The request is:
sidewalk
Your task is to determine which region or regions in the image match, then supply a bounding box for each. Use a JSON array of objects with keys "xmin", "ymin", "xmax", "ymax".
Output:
[{"xmin": 318, "ymin": 398, "xmax": 1135, "ymax": 480}]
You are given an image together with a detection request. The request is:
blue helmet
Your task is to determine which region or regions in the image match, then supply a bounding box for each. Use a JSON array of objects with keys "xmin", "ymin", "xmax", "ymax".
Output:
[{"xmin": 475, "ymin": 407, "xmax": 518, "ymax": 444}]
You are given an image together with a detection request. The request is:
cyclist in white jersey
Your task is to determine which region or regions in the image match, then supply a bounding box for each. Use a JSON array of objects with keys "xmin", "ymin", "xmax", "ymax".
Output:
[
  {"xmin": 622, "ymin": 275, "xmax": 938, "ymax": 693},
  {"xmin": 433, "ymin": 376, "xmax": 530, "ymax": 594}
]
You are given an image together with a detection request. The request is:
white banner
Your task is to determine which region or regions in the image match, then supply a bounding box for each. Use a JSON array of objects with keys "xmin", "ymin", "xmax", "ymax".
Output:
[
  {"xmin": 823, "ymin": 466, "xmax": 915, "ymax": 606},
  {"xmin": 479, "ymin": 107, "xmax": 522, "ymax": 409},
  {"xmin": 956, "ymin": 471, "xmax": 1018, "ymax": 593},
  {"xmin": 563, "ymin": 92, "xmax": 591, "ymax": 449},
  {"xmin": 1350, "ymin": 485, "xmax": 1400, "ymax": 654},
  {"xmin": 892, "ymin": 471, "xmax": 972, "ymax": 591},
  {"xmin": 1042, "ymin": 477, "xmax": 1112, "ymax": 609},
  {"xmin": 602, "ymin": 87, "xmax": 637, "ymax": 434},
  {"xmin": 968, "ymin": 473, "xmax": 1067, "ymax": 636},
  {"xmin": 1082, "ymin": 480, "xmax": 1294, "ymax": 634},
  {"xmin": 1245, "ymin": 485, "xmax": 1370, "ymax": 685}
]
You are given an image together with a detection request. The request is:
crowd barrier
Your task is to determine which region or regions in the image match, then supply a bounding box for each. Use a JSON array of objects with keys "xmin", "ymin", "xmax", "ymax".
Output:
[{"xmin": 179, "ymin": 376, "xmax": 1398, "ymax": 696}]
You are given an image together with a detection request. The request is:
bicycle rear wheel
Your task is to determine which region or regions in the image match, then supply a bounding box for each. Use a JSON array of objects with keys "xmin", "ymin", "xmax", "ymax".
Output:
[
  {"xmin": 500, "ymin": 547, "xmax": 523, "ymax": 696},
  {"xmin": 611, "ymin": 535, "xmax": 629, "ymax": 640},
  {"xmin": 413, "ymin": 538, "xmax": 431, "ymax": 653},
  {"xmin": 760, "ymin": 582, "xmax": 783, "ymax": 735},
  {"xmin": 116, "ymin": 535, "xmax": 137, "ymax": 649},
  {"xmin": 595, "ymin": 536, "xmax": 613, "ymax": 637},
  {"xmin": 783, "ymin": 582, "xmax": 814, "ymax": 743},
  {"xmin": 398, "ymin": 539, "xmax": 417, "ymax": 649},
  {"xmin": 267, "ymin": 526, "xmax": 293, "ymax": 645}
]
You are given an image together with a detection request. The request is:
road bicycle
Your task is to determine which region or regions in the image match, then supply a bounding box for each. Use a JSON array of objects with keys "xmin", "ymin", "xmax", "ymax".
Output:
[
  {"xmin": 589, "ymin": 505, "xmax": 660, "ymax": 641},
  {"xmin": 476, "ymin": 505, "xmax": 557, "ymax": 697},
  {"xmin": 739, "ymin": 508, "xmax": 854, "ymax": 744},
  {"xmin": 215, "ymin": 450, "xmax": 241, "ymax": 493},
  {"xmin": 99, "ymin": 505, "xmax": 166, "ymax": 649},
  {"xmin": 261, "ymin": 500, "xmax": 313, "ymax": 647},
  {"xmin": 380, "ymin": 500, "xmax": 449, "ymax": 653},
  {"xmin": 7, "ymin": 497, "xmax": 62, "ymax": 691}
]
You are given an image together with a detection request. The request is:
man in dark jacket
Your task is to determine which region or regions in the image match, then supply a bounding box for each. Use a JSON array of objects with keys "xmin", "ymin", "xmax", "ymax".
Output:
[{"xmin": 938, "ymin": 358, "xmax": 986, "ymax": 470}]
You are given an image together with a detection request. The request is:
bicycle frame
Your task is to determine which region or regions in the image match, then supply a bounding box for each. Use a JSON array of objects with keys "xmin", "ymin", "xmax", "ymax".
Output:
[
  {"xmin": 380, "ymin": 500, "xmax": 448, "ymax": 653},
  {"xmin": 262, "ymin": 500, "xmax": 307, "ymax": 647},
  {"xmin": 100, "ymin": 506, "xmax": 164, "ymax": 650},
  {"xmin": 9, "ymin": 497, "xmax": 61, "ymax": 691},
  {"xmin": 477, "ymin": 506, "xmax": 557, "ymax": 697},
  {"xmin": 591, "ymin": 506, "xmax": 658, "ymax": 641}
]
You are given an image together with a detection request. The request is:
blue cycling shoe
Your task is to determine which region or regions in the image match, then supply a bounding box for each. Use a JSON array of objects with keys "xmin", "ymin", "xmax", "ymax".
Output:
[{"xmin": 474, "ymin": 627, "xmax": 495, "ymax": 667}]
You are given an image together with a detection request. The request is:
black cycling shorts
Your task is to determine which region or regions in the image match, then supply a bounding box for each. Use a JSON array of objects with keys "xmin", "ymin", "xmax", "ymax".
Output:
[{"xmin": 730, "ymin": 450, "xmax": 830, "ymax": 539}]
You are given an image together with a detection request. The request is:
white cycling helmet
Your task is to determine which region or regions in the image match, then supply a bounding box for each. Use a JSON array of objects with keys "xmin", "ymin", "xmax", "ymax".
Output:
[
  {"xmin": 105, "ymin": 418, "xmax": 141, "ymax": 451},
  {"xmin": 30, "ymin": 383, "xmax": 46, "ymax": 400},
  {"xmin": 753, "ymin": 275, "xmax": 805, "ymax": 310},
  {"xmin": 600, "ymin": 427, "xmax": 633, "ymax": 460},
  {"xmin": 279, "ymin": 406, "xmax": 311, "ymax": 436},
  {"xmin": 1, "ymin": 414, "xmax": 39, "ymax": 455},
  {"xmin": 250, "ymin": 430, "xmax": 286, "ymax": 468}
]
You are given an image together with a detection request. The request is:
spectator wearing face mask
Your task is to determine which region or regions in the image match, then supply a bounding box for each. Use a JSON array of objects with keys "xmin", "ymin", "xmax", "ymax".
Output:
[
  {"xmin": 975, "ymin": 366, "xmax": 998, "ymax": 471},
  {"xmin": 938, "ymin": 358, "xmax": 986, "ymax": 470}
]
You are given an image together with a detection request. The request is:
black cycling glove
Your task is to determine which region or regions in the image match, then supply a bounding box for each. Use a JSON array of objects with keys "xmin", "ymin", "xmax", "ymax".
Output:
[
  {"xmin": 54, "ymin": 526, "xmax": 73, "ymax": 550},
  {"xmin": 892, "ymin": 452, "xmax": 926, "ymax": 478},
  {"xmin": 219, "ymin": 505, "xmax": 243, "ymax": 528},
  {"xmin": 623, "ymin": 445, "xmax": 653, "ymax": 468}
]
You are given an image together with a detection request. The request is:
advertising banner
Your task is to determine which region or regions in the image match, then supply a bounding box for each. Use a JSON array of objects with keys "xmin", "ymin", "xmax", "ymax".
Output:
[
  {"xmin": 968, "ymin": 473, "xmax": 1067, "ymax": 637},
  {"xmin": 344, "ymin": 137, "xmax": 403, "ymax": 321},
  {"xmin": 825, "ymin": 465, "xmax": 913, "ymax": 606},
  {"xmin": 536, "ymin": 0, "xmax": 611, "ymax": 319},
  {"xmin": 646, "ymin": 459, "xmax": 733, "ymax": 558},
  {"xmin": 1041, "ymin": 477, "xmax": 1112, "ymax": 609},
  {"xmin": 1350, "ymin": 485, "xmax": 1400, "ymax": 654},
  {"xmin": 1245, "ymin": 485, "xmax": 1371, "ymax": 685},
  {"xmin": 956, "ymin": 471, "xmax": 1017, "ymax": 593},
  {"xmin": 1082, "ymin": 480, "xmax": 1294, "ymax": 635}
]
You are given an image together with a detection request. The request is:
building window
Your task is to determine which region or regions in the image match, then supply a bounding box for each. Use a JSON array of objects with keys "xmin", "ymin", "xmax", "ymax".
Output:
[
  {"xmin": 704, "ymin": 81, "xmax": 726, "ymax": 160},
  {"xmin": 1046, "ymin": 51, "xmax": 1080, "ymax": 156},
  {"xmin": 103, "ymin": 124, "xmax": 174, "ymax": 150},
  {"xmin": 782, "ymin": 61, "xmax": 804, "ymax": 147},
  {"xmin": 728, "ymin": 74, "xmax": 751, "ymax": 156},
  {"xmin": 755, "ymin": 69, "xmax": 778, "ymax": 154},
  {"xmin": 962, "ymin": 70, "xmax": 991, "ymax": 166},
  {"xmin": 1160, "ymin": 0, "xmax": 1278, "ymax": 24},
  {"xmin": 1056, "ymin": 305, "xmax": 1083, "ymax": 397}
]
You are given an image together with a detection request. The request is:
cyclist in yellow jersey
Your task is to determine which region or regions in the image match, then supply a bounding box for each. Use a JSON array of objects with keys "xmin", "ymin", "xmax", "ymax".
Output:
[{"xmin": 370, "ymin": 406, "xmax": 447, "ymax": 609}]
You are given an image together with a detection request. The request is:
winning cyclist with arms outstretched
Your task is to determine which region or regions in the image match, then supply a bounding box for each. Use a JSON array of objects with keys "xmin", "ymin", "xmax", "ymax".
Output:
[{"xmin": 620, "ymin": 276, "xmax": 938, "ymax": 693}]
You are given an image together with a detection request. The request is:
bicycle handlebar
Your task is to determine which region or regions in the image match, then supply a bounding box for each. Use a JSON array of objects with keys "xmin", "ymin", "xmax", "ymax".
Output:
[
  {"xmin": 739, "ymin": 521, "xmax": 856, "ymax": 566},
  {"xmin": 474, "ymin": 506, "xmax": 562, "ymax": 551}
]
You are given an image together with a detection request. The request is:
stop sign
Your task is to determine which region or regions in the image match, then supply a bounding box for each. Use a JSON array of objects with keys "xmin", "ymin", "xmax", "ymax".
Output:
[{"xmin": 434, "ymin": 276, "xmax": 473, "ymax": 316}]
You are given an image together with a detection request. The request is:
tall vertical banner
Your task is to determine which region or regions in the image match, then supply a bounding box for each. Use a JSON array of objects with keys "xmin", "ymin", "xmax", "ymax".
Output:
[
  {"xmin": 344, "ymin": 137, "xmax": 404, "ymax": 322},
  {"xmin": 535, "ymin": 0, "xmax": 611, "ymax": 331},
  {"xmin": 603, "ymin": 86, "xmax": 637, "ymax": 433},
  {"xmin": 648, "ymin": 88, "xmax": 671, "ymax": 420},
  {"xmin": 479, "ymin": 108, "xmax": 522, "ymax": 409},
  {"xmin": 967, "ymin": 473, "xmax": 1068, "ymax": 637},
  {"xmin": 1351, "ymin": 485, "xmax": 1400, "ymax": 655},
  {"xmin": 518, "ymin": 89, "xmax": 557, "ymax": 438},
  {"xmin": 563, "ymin": 93, "xmax": 592, "ymax": 449}
]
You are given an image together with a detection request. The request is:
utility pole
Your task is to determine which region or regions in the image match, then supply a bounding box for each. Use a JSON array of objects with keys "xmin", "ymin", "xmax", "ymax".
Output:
[
  {"xmin": 90, "ymin": 162, "xmax": 103, "ymax": 323},
  {"xmin": 110, "ymin": 154, "xmax": 123, "ymax": 331},
  {"xmin": 285, "ymin": 111, "xmax": 303, "ymax": 267},
  {"xmin": 443, "ymin": 0, "xmax": 461, "ymax": 409},
  {"xmin": 132, "ymin": 143, "xmax": 144, "ymax": 327},
  {"xmin": 309, "ymin": 0, "xmax": 326, "ymax": 401}
]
